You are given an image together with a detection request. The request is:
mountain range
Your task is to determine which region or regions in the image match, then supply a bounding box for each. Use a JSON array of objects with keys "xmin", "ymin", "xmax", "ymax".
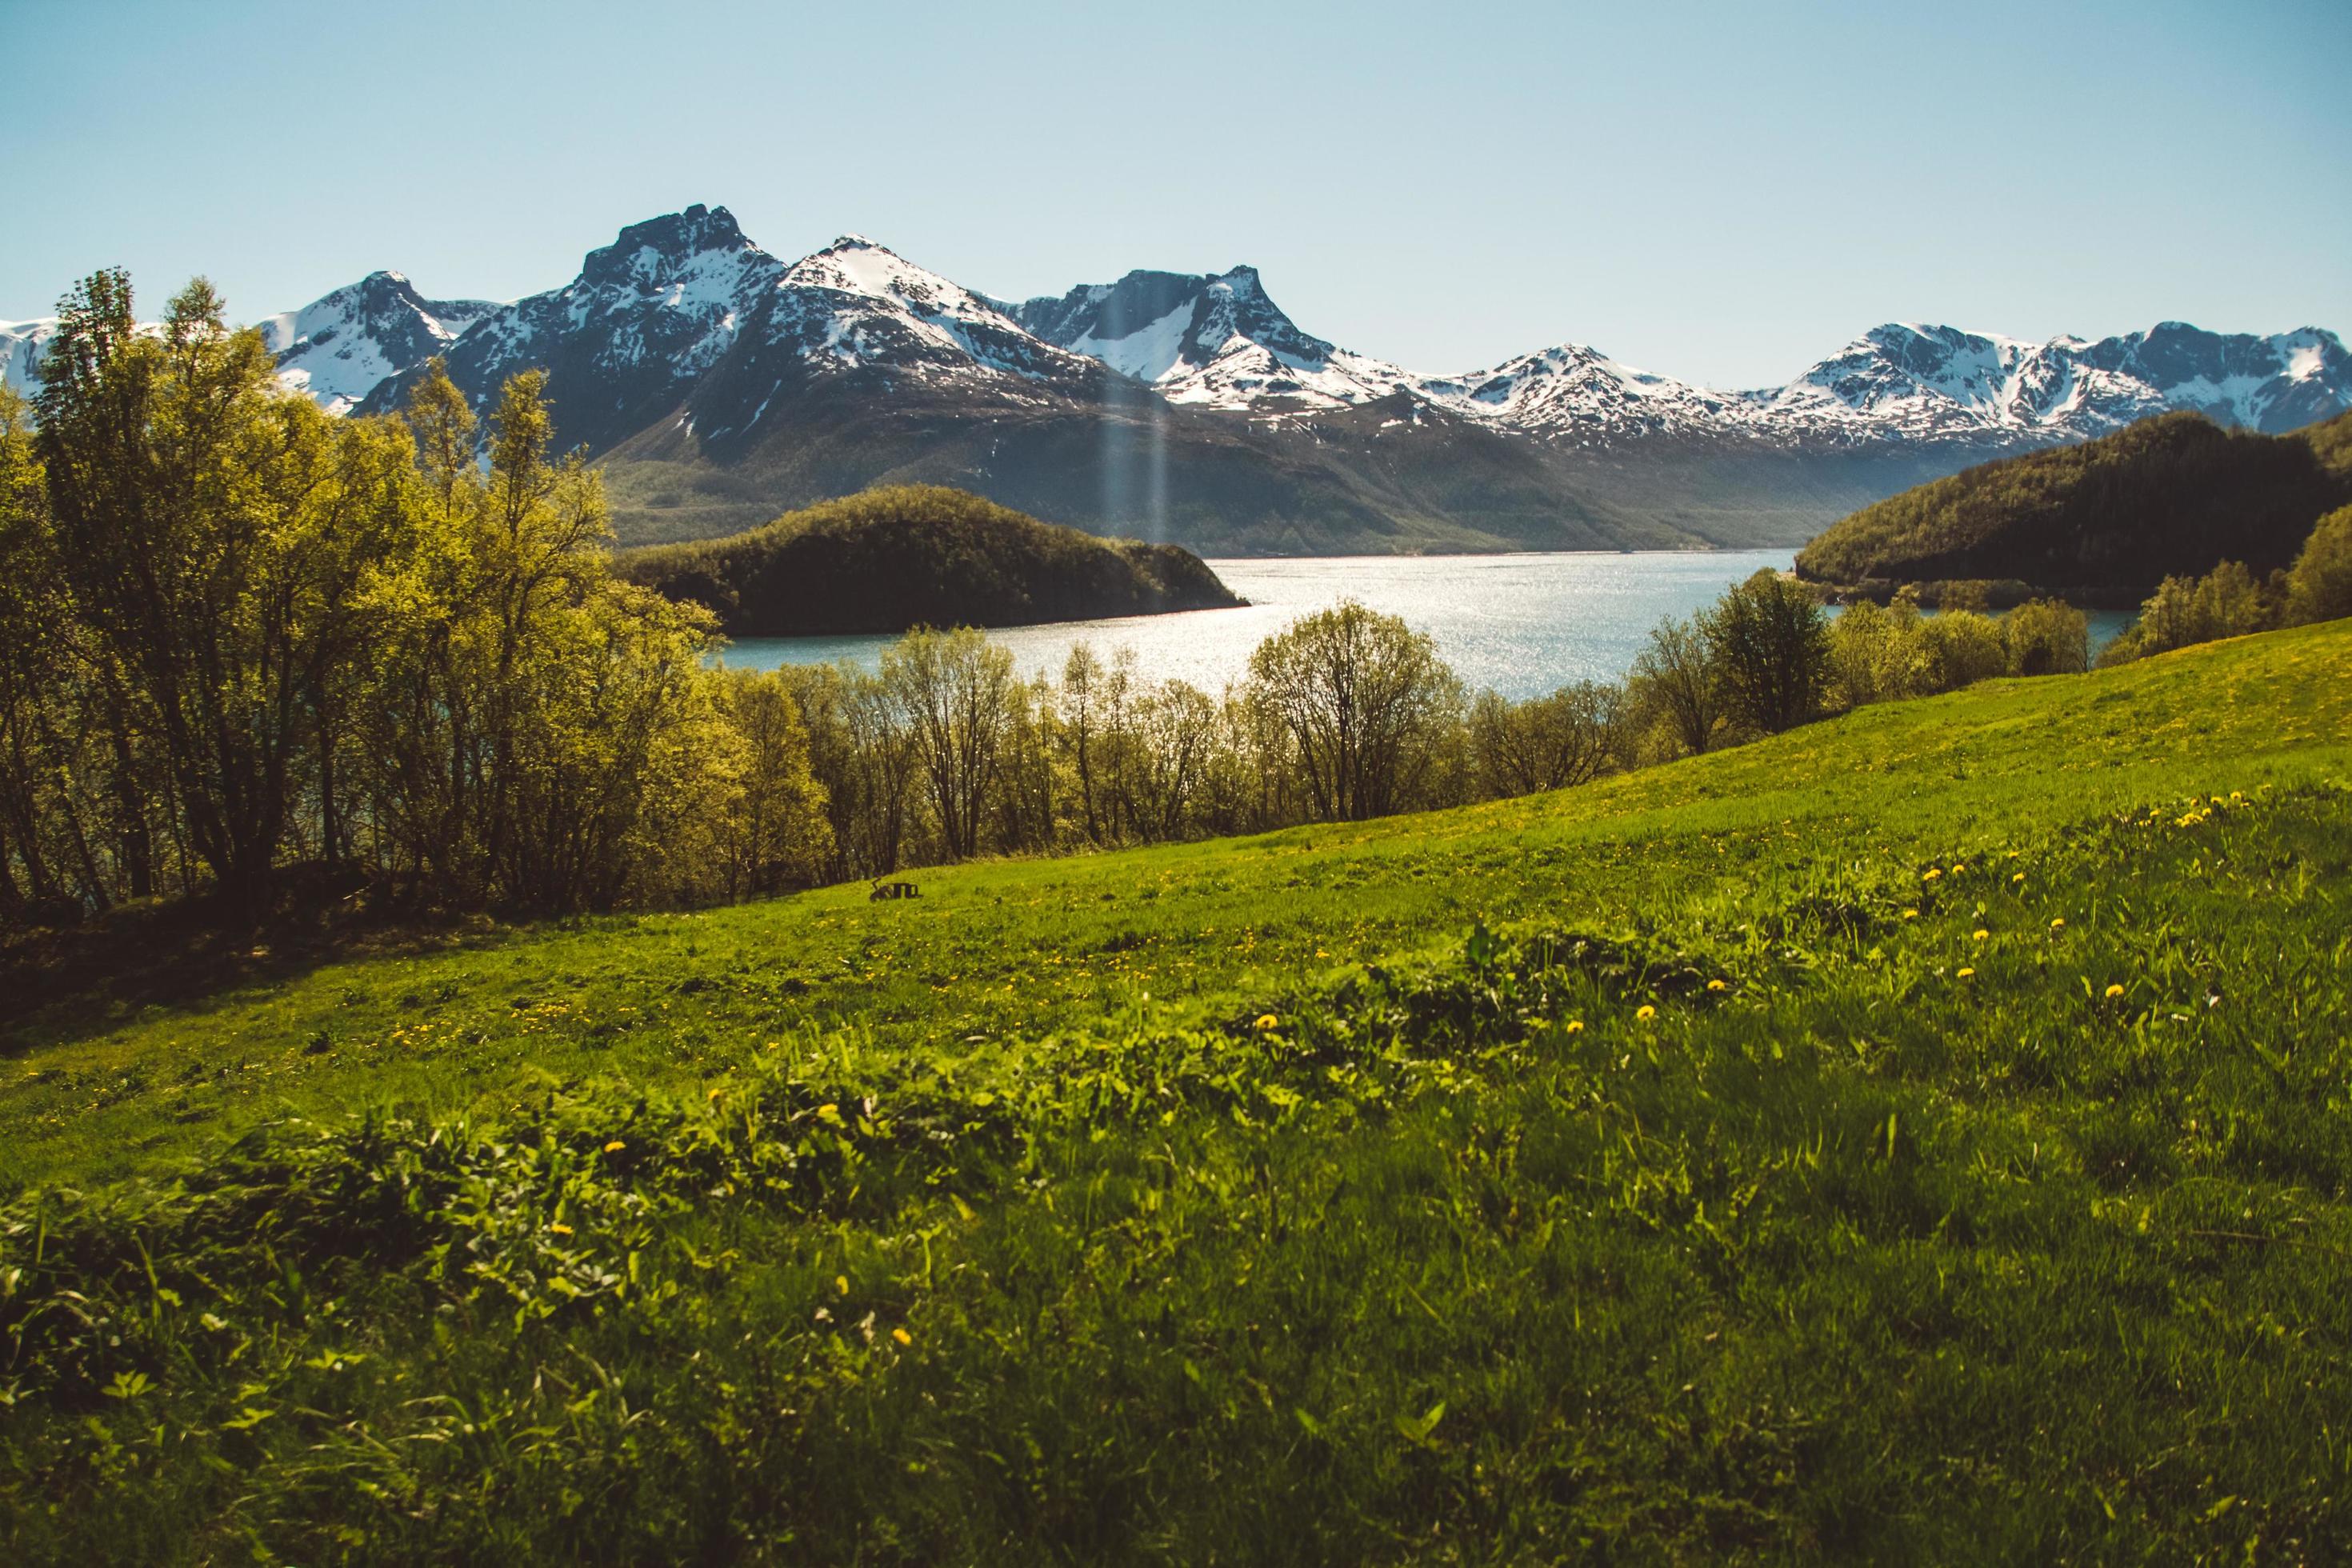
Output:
[{"xmin": 7, "ymin": 203, "xmax": 2348, "ymax": 552}]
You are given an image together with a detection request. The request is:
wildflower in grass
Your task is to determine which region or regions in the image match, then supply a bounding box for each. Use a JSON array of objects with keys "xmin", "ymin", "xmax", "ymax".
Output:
[
  {"xmin": 1973, "ymin": 929, "xmax": 1989, "ymax": 940},
  {"xmin": 893, "ymin": 1327, "xmax": 913, "ymax": 1346},
  {"xmin": 2105, "ymin": 983, "xmax": 2126, "ymax": 998},
  {"xmin": 2013, "ymin": 872, "xmax": 2026, "ymax": 883},
  {"xmin": 1958, "ymin": 967, "xmax": 1976, "ymax": 979},
  {"xmin": 1902, "ymin": 908, "xmax": 1919, "ymax": 920},
  {"xmin": 602, "ymin": 1139, "xmax": 626, "ymax": 1154},
  {"xmin": 548, "ymin": 1222, "xmax": 574, "ymax": 1236},
  {"xmin": 836, "ymin": 1275, "xmax": 850, "ymax": 1296},
  {"xmin": 1707, "ymin": 978, "xmax": 1727, "ymax": 992},
  {"xmin": 1637, "ymin": 1005, "xmax": 1657, "ymax": 1021},
  {"xmin": 1566, "ymin": 1020, "xmax": 1584, "ymax": 1033},
  {"xmin": 2050, "ymin": 918, "xmax": 2066, "ymax": 930},
  {"xmin": 1922, "ymin": 869, "xmax": 1942, "ymax": 882},
  {"xmin": 1254, "ymin": 1014, "xmax": 1280, "ymax": 1031}
]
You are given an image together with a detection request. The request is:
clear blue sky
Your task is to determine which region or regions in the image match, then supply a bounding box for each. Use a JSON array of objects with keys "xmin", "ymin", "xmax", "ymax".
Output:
[{"xmin": 5, "ymin": 0, "xmax": 2346, "ymax": 389}]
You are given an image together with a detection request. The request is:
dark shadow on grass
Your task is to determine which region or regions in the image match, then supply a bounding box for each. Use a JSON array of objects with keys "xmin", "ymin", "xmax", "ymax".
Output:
[{"xmin": 0, "ymin": 863, "xmax": 521, "ymax": 1056}]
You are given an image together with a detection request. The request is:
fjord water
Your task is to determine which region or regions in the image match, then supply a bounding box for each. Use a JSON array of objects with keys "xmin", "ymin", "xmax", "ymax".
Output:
[{"xmin": 713, "ymin": 550, "xmax": 2130, "ymax": 700}]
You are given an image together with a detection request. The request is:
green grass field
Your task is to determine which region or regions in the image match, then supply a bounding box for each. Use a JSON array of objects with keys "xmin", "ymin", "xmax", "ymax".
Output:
[{"xmin": 4, "ymin": 621, "xmax": 2350, "ymax": 1562}]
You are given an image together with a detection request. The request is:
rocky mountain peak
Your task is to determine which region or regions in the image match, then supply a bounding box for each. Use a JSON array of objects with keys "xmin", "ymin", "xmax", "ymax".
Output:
[{"xmin": 578, "ymin": 203, "xmax": 757, "ymax": 290}]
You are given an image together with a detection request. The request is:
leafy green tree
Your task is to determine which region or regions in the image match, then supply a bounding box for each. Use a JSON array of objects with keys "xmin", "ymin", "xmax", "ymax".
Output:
[
  {"xmin": 885, "ymin": 628, "xmax": 1018, "ymax": 861},
  {"xmin": 1468, "ymin": 682, "xmax": 1622, "ymax": 796},
  {"xmin": 1702, "ymin": 570, "xmax": 1829, "ymax": 734},
  {"xmin": 0, "ymin": 386, "xmax": 79, "ymax": 916},
  {"xmin": 1628, "ymin": 613, "xmax": 1722, "ymax": 756},
  {"xmin": 1245, "ymin": 600, "xmax": 1463, "ymax": 822},
  {"xmin": 1116, "ymin": 678, "xmax": 1222, "ymax": 842},
  {"xmin": 2285, "ymin": 505, "xmax": 2352, "ymax": 625}
]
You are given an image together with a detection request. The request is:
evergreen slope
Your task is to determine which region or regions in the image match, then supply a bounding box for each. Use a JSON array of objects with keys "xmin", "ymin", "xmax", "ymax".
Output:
[
  {"xmin": 615, "ymin": 485, "xmax": 1240, "ymax": 634},
  {"xmin": 3, "ymin": 619, "xmax": 2350, "ymax": 1561},
  {"xmin": 1795, "ymin": 410, "xmax": 2352, "ymax": 605}
]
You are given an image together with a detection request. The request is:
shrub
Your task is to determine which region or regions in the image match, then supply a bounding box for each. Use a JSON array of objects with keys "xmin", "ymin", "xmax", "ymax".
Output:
[{"xmin": 2002, "ymin": 600, "xmax": 2090, "ymax": 676}]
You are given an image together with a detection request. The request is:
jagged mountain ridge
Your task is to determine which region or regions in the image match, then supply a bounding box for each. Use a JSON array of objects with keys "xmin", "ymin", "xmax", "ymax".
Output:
[{"xmin": 8, "ymin": 205, "xmax": 2348, "ymax": 552}]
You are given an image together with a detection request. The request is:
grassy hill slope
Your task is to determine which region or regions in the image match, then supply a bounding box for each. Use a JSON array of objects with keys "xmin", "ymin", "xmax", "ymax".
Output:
[
  {"xmin": 614, "ymin": 484, "xmax": 1239, "ymax": 635},
  {"xmin": 3, "ymin": 621, "xmax": 2350, "ymax": 1561},
  {"xmin": 1795, "ymin": 410, "xmax": 2352, "ymax": 605}
]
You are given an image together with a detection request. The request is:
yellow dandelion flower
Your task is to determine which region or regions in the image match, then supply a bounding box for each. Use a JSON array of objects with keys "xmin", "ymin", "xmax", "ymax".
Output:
[
  {"xmin": 706, "ymin": 1086, "xmax": 724, "ymax": 1101},
  {"xmin": 2104, "ymin": 983, "xmax": 2125, "ymax": 998},
  {"xmin": 892, "ymin": 1326, "xmax": 913, "ymax": 1346},
  {"xmin": 1973, "ymin": 929, "xmax": 1989, "ymax": 940},
  {"xmin": 836, "ymin": 1275, "xmax": 850, "ymax": 1296},
  {"xmin": 1958, "ymin": 967, "xmax": 1976, "ymax": 979},
  {"xmin": 602, "ymin": 1139, "xmax": 626, "ymax": 1154},
  {"xmin": 1636, "ymin": 1005, "xmax": 1657, "ymax": 1022},
  {"xmin": 766, "ymin": 1039, "xmax": 781, "ymax": 1051},
  {"xmin": 1254, "ymin": 1013, "xmax": 1280, "ymax": 1031},
  {"xmin": 1902, "ymin": 908, "xmax": 1920, "ymax": 920},
  {"xmin": 1707, "ymin": 978, "xmax": 1727, "ymax": 992},
  {"xmin": 2012, "ymin": 872, "xmax": 2026, "ymax": 883},
  {"xmin": 1922, "ymin": 869, "xmax": 1942, "ymax": 882},
  {"xmin": 548, "ymin": 1222, "xmax": 574, "ymax": 1236},
  {"xmin": 2050, "ymin": 918, "xmax": 2066, "ymax": 930},
  {"xmin": 1953, "ymin": 864, "xmax": 1968, "ymax": 876},
  {"xmin": 1566, "ymin": 1020, "xmax": 1584, "ymax": 1034}
]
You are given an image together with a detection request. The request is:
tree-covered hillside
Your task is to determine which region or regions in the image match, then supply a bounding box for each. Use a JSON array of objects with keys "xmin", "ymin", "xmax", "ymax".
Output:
[
  {"xmin": 1794, "ymin": 410, "xmax": 2352, "ymax": 605},
  {"xmin": 616, "ymin": 485, "xmax": 1240, "ymax": 635}
]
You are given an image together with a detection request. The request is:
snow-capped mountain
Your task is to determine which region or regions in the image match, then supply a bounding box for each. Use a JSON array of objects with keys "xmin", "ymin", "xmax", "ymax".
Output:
[
  {"xmin": 1006, "ymin": 262, "xmax": 2349, "ymax": 449},
  {"xmin": 8, "ymin": 205, "xmax": 2347, "ymax": 552},
  {"xmin": 260, "ymin": 271, "xmax": 496, "ymax": 414},
  {"xmin": 778, "ymin": 234, "xmax": 1096, "ymax": 386},
  {"xmin": 359, "ymin": 209, "xmax": 1106, "ymax": 450},
  {"xmin": 376, "ymin": 203, "xmax": 789, "ymax": 452},
  {"xmin": 1747, "ymin": 321, "xmax": 2352, "ymax": 443},
  {"xmin": 1012, "ymin": 268, "xmax": 1415, "ymax": 410},
  {"xmin": 1, "ymin": 319, "xmax": 54, "ymax": 399}
]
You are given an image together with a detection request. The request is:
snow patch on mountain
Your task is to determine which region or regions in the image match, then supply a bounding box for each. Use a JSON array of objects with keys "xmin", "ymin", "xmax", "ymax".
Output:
[
  {"xmin": 770, "ymin": 236, "xmax": 1098, "ymax": 386},
  {"xmin": 261, "ymin": 271, "xmax": 498, "ymax": 414},
  {"xmin": 2, "ymin": 319, "xmax": 56, "ymax": 399},
  {"xmin": 1014, "ymin": 266, "xmax": 1414, "ymax": 413}
]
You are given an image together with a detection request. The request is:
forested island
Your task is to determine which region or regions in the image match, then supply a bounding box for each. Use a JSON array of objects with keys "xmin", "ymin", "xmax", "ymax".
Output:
[
  {"xmin": 616, "ymin": 486, "xmax": 1241, "ymax": 636},
  {"xmin": 1797, "ymin": 409, "xmax": 2352, "ymax": 606}
]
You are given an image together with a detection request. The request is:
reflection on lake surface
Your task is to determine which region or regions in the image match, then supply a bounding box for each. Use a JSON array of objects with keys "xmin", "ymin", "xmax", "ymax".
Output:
[{"xmin": 713, "ymin": 551, "xmax": 2132, "ymax": 702}]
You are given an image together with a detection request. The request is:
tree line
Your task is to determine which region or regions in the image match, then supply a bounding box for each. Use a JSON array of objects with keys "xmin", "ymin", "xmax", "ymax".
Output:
[
  {"xmin": 0, "ymin": 270, "xmax": 2147, "ymax": 929},
  {"xmin": 2092, "ymin": 507, "xmax": 2352, "ymax": 665}
]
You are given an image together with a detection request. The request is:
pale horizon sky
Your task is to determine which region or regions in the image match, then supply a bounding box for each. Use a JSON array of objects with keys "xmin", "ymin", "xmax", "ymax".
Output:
[{"xmin": 3, "ymin": 0, "xmax": 2347, "ymax": 390}]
